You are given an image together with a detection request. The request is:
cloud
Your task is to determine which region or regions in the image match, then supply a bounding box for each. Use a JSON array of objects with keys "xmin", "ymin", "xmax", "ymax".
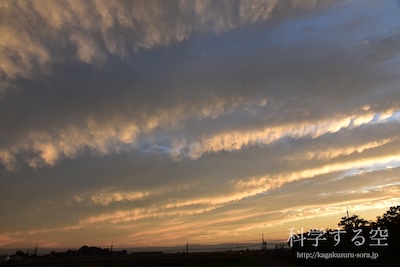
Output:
[
  {"xmin": 1, "ymin": 0, "xmax": 338, "ymax": 93},
  {"xmin": 1, "ymin": 43, "xmax": 399, "ymax": 170},
  {"xmin": 1, "ymin": 0, "xmax": 400, "ymax": 248},
  {"xmin": 1, "ymin": 0, "xmax": 399, "ymax": 170}
]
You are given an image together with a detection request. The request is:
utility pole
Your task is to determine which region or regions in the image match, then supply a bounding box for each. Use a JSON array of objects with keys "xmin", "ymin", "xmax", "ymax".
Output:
[
  {"xmin": 34, "ymin": 243, "xmax": 38, "ymax": 257},
  {"xmin": 262, "ymin": 234, "xmax": 267, "ymax": 251},
  {"xmin": 186, "ymin": 239, "xmax": 189, "ymax": 254},
  {"xmin": 111, "ymin": 240, "xmax": 113, "ymax": 252}
]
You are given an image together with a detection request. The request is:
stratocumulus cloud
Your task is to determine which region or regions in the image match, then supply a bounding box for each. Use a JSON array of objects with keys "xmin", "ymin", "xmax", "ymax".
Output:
[
  {"xmin": 0, "ymin": 0, "xmax": 330, "ymax": 85},
  {"xmin": 0, "ymin": 0, "xmax": 400, "ymax": 248}
]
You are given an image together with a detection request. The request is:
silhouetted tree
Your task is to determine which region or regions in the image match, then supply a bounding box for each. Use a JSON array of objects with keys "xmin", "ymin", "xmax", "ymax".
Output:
[
  {"xmin": 376, "ymin": 205, "xmax": 400, "ymax": 226},
  {"xmin": 78, "ymin": 245, "xmax": 91, "ymax": 255},
  {"xmin": 77, "ymin": 246, "xmax": 112, "ymax": 256},
  {"xmin": 338, "ymin": 214, "xmax": 371, "ymax": 230},
  {"xmin": 375, "ymin": 205, "xmax": 400, "ymax": 252},
  {"xmin": 14, "ymin": 250, "xmax": 28, "ymax": 259}
]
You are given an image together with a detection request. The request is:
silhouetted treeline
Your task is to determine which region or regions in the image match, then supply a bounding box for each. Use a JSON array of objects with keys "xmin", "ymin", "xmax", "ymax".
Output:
[
  {"xmin": 289, "ymin": 205, "xmax": 400, "ymax": 266},
  {"xmin": 49, "ymin": 246, "xmax": 127, "ymax": 258}
]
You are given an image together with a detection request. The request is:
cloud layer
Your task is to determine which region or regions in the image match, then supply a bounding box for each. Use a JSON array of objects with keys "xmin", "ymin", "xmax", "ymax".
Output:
[{"xmin": 1, "ymin": 0, "xmax": 400, "ymax": 248}]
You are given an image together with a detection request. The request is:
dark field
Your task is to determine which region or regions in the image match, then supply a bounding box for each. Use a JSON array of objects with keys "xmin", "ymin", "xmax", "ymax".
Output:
[{"xmin": 0, "ymin": 251, "xmax": 297, "ymax": 267}]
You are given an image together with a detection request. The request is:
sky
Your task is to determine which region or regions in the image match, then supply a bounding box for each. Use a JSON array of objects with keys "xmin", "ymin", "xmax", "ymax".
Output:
[{"xmin": 1, "ymin": 0, "xmax": 400, "ymax": 250}]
